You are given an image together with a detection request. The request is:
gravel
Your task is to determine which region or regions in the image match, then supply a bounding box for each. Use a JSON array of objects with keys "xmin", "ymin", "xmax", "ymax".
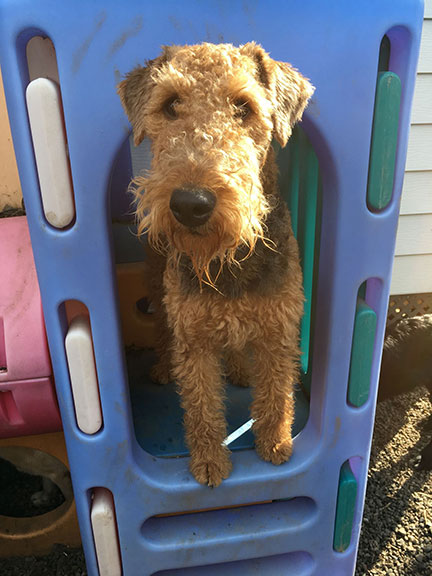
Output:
[
  {"xmin": 0, "ymin": 546, "xmax": 86, "ymax": 576},
  {"xmin": 1, "ymin": 387, "xmax": 431, "ymax": 575},
  {"xmin": 356, "ymin": 386, "xmax": 432, "ymax": 575}
]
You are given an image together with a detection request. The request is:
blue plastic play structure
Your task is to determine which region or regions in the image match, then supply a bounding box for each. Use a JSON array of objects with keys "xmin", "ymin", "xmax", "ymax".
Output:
[{"xmin": 0, "ymin": 1, "xmax": 424, "ymax": 574}]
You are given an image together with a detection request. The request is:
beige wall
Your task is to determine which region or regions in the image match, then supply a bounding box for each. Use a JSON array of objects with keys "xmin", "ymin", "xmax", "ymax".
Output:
[{"xmin": 0, "ymin": 67, "xmax": 23, "ymax": 211}]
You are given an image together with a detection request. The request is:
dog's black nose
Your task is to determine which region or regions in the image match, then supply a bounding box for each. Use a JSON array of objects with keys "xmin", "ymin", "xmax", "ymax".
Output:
[{"xmin": 170, "ymin": 187, "xmax": 216, "ymax": 228}]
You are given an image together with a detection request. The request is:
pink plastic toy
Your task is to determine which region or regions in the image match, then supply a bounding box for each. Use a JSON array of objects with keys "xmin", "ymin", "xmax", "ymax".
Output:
[{"xmin": 0, "ymin": 216, "xmax": 61, "ymax": 437}]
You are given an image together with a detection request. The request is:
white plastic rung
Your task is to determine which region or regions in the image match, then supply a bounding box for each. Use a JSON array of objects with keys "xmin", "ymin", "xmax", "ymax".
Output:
[
  {"xmin": 26, "ymin": 77, "xmax": 75, "ymax": 228},
  {"xmin": 65, "ymin": 315, "xmax": 103, "ymax": 434},
  {"xmin": 91, "ymin": 488, "xmax": 122, "ymax": 576}
]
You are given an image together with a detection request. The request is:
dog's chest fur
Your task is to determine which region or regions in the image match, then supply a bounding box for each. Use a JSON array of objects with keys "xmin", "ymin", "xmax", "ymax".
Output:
[{"xmin": 179, "ymin": 197, "xmax": 295, "ymax": 298}]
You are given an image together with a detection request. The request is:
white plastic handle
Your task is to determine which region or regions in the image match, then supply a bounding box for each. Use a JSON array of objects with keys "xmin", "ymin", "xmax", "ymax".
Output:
[
  {"xmin": 26, "ymin": 77, "xmax": 75, "ymax": 228},
  {"xmin": 91, "ymin": 489, "xmax": 122, "ymax": 576},
  {"xmin": 65, "ymin": 315, "xmax": 103, "ymax": 434}
]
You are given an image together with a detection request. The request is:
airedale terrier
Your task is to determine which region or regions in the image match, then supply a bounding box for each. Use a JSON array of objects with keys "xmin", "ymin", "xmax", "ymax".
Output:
[{"xmin": 118, "ymin": 42, "xmax": 314, "ymax": 486}]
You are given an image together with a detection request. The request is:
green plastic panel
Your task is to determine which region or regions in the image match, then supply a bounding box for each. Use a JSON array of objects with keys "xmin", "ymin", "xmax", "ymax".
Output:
[
  {"xmin": 333, "ymin": 461, "xmax": 358, "ymax": 552},
  {"xmin": 297, "ymin": 134, "xmax": 319, "ymax": 377},
  {"xmin": 367, "ymin": 71, "xmax": 401, "ymax": 211},
  {"xmin": 347, "ymin": 298, "xmax": 377, "ymax": 407},
  {"xmin": 277, "ymin": 127, "xmax": 320, "ymax": 389}
]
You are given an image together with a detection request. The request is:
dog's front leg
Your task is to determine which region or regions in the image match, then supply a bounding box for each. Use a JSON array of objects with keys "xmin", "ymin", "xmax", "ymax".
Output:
[
  {"xmin": 251, "ymin": 334, "xmax": 300, "ymax": 466},
  {"xmin": 171, "ymin": 338, "xmax": 232, "ymax": 487}
]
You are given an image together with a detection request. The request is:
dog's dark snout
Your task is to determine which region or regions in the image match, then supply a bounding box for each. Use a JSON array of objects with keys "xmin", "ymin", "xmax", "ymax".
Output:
[{"xmin": 170, "ymin": 187, "xmax": 216, "ymax": 228}]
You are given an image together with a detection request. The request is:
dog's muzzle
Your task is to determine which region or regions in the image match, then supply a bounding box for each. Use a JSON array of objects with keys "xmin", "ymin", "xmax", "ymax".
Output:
[{"xmin": 170, "ymin": 187, "xmax": 216, "ymax": 228}]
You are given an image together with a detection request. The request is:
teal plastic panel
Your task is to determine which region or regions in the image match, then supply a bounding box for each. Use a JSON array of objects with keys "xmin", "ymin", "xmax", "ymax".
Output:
[
  {"xmin": 367, "ymin": 71, "xmax": 401, "ymax": 211},
  {"xmin": 277, "ymin": 127, "xmax": 320, "ymax": 387},
  {"xmin": 333, "ymin": 461, "xmax": 358, "ymax": 553},
  {"xmin": 298, "ymin": 133, "xmax": 319, "ymax": 377},
  {"xmin": 347, "ymin": 299, "xmax": 377, "ymax": 407}
]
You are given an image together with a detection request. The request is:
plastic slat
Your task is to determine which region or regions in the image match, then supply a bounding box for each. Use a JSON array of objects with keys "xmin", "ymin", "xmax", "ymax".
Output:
[
  {"xmin": 91, "ymin": 488, "xmax": 122, "ymax": 576},
  {"xmin": 347, "ymin": 299, "xmax": 377, "ymax": 407},
  {"xmin": 65, "ymin": 315, "xmax": 103, "ymax": 434},
  {"xmin": 279, "ymin": 127, "xmax": 320, "ymax": 385},
  {"xmin": 298, "ymin": 132, "xmax": 319, "ymax": 376},
  {"xmin": 367, "ymin": 72, "xmax": 401, "ymax": 211},
  {"xmin": 333, "ymin": 461, "xmax": 357, "ymax": 553},
  {"xmin": 26, "ymin": 78, "xmax": 75, "ymax": 228}
]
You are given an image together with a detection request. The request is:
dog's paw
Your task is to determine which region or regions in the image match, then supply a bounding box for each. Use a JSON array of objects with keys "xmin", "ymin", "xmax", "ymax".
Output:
[
  {"xmin": 150, "ymin": 362, "xmax": 170, "ymax": 385},
  {"xmin": 255, "ymin": 437, "xmax": 293, "ymax": 466},
  {"xmin": 190, "ymin": 449, "xmax": 232, "ymax": 487}
]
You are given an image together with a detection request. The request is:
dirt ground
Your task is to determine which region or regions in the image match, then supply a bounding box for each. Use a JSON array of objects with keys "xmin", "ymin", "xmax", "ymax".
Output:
[{"xmin": 356, "ymin": 386, "xmax": 432, "ymax": 576}]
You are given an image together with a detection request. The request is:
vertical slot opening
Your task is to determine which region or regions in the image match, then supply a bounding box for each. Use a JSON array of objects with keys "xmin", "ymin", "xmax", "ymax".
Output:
[
  {"xmin": 90, "ymin": 488, "xmax": 122, "ymax": 576},
  {"xmin": 277, "ymin": 126, "xmax": 322, "ymax": 395},
  {"xmin": 367, "ymin": 35, "xmax": 401, "ymax": 212},
  {"xmin": 333, "ymin": 459, "xmax": 358, "ymax": 552},
  {"xmin": 63, "ymin": 301, "xmax": 103, "ymax": 435},
  {"xmin": 25, "ymin": 36, "xmax": 76, "ymax": 228},
  {"xmin": 0, "ymin": 317, "xmax": 6, "ymax": 373},
  {"xmin": 347, "ymin": 282, "xmax": 378, "ymax": 407},
  {"xmin": 109, "ymin": 123, "xmax": 321, "ymax": 458}
]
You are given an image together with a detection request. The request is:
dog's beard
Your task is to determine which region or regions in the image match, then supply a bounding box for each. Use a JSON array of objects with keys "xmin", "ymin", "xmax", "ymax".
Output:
[
  {"xmin": 167, "ymin": 220, "xmax": 251, "ymax": 290},
  {"xmin": 131, "ymin": 153, "xmax": 271, "ymax": 289},
  {"xmin": 136, "ymin": 179, "xmax": 269, "ymax": 288}
]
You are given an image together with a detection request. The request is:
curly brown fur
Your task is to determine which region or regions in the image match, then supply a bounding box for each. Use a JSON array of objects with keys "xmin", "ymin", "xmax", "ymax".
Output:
[{"xmin": 119, "ymin": 42, "xmax": 313, "ymax": 486}]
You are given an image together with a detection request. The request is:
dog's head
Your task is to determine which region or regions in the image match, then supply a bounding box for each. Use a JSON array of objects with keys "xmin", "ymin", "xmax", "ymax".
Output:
[{"xmin": 118, "ymin": 42, "xmax": 313, "ymax": 283}]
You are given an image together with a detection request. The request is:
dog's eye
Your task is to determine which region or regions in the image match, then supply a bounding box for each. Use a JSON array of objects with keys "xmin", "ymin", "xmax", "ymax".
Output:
[
  {"xmin": 163, "ymin": 96, "xmax": 180, "ymax": 119},
  {"xmin": 233, "ymin": 99, "xmax": 252, "ymax": 121}
]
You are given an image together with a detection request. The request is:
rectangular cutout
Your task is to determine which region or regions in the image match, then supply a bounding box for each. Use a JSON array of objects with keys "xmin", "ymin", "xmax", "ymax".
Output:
[
  {"xmin": 347, "ymin": 288, "xmax": 377, "ymax": 408},
  {"xmin": 367, "ymin": 36, "xmax": 401, "ymax": 211},
  {"xmin": 367, "ymin": 71, "xmax": 401, "ymax": 211},
  {"xmin": 26, "ymin": 77, "xmax": 75, "ymax": 228},
  {"xmin": 65, "ymin": 313, "xmax": 103, "ymax": 434},
  {"xmin": 277, "ymin": 126, "xmax": 321, "ymax": 389},
  {"xmin": 26, "ymin": 35, "xmax": 75, "ymax": 228},
  {"xmin": 117, "ymin": 128, "xmax": 319, "ymax": 458},
  {"xmin": 333, "ymin": 460, "xmax": 358, "ymax": 552},
  {"xmin": 91, "ymin": 488, "xmax": 122, "ymax": 576},
  {"xmin": 26, "ymin": 36, "xmax": 59, "ymax": 83}
]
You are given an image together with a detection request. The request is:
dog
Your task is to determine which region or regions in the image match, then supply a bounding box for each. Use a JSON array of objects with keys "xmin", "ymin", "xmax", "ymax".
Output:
[{"xmin": 118, "ymin": 42, "xmax": 314, "ymax": 486}]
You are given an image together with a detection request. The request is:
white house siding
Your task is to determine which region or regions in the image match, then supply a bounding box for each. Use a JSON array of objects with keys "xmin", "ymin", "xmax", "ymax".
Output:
[{"xmin": 391, "ymin": 0, "xmax": 432, "ymax": 295}]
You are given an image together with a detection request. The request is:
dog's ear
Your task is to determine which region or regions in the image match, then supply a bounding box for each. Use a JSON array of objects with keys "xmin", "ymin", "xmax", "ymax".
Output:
[
  {"xmin": 240, "ymin": 43, "xmax": 314, "ymax": 148},
  {"xmin": 272, "ymin": 61, "xmax": 314, "ymax": 147},
  {"xmin": 117, "ymin": 47, "xmax": 176, "ymax": 146},
  {"xmin": 117, "ymin": 65, "xmax": 152, "ymax": 146}
]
